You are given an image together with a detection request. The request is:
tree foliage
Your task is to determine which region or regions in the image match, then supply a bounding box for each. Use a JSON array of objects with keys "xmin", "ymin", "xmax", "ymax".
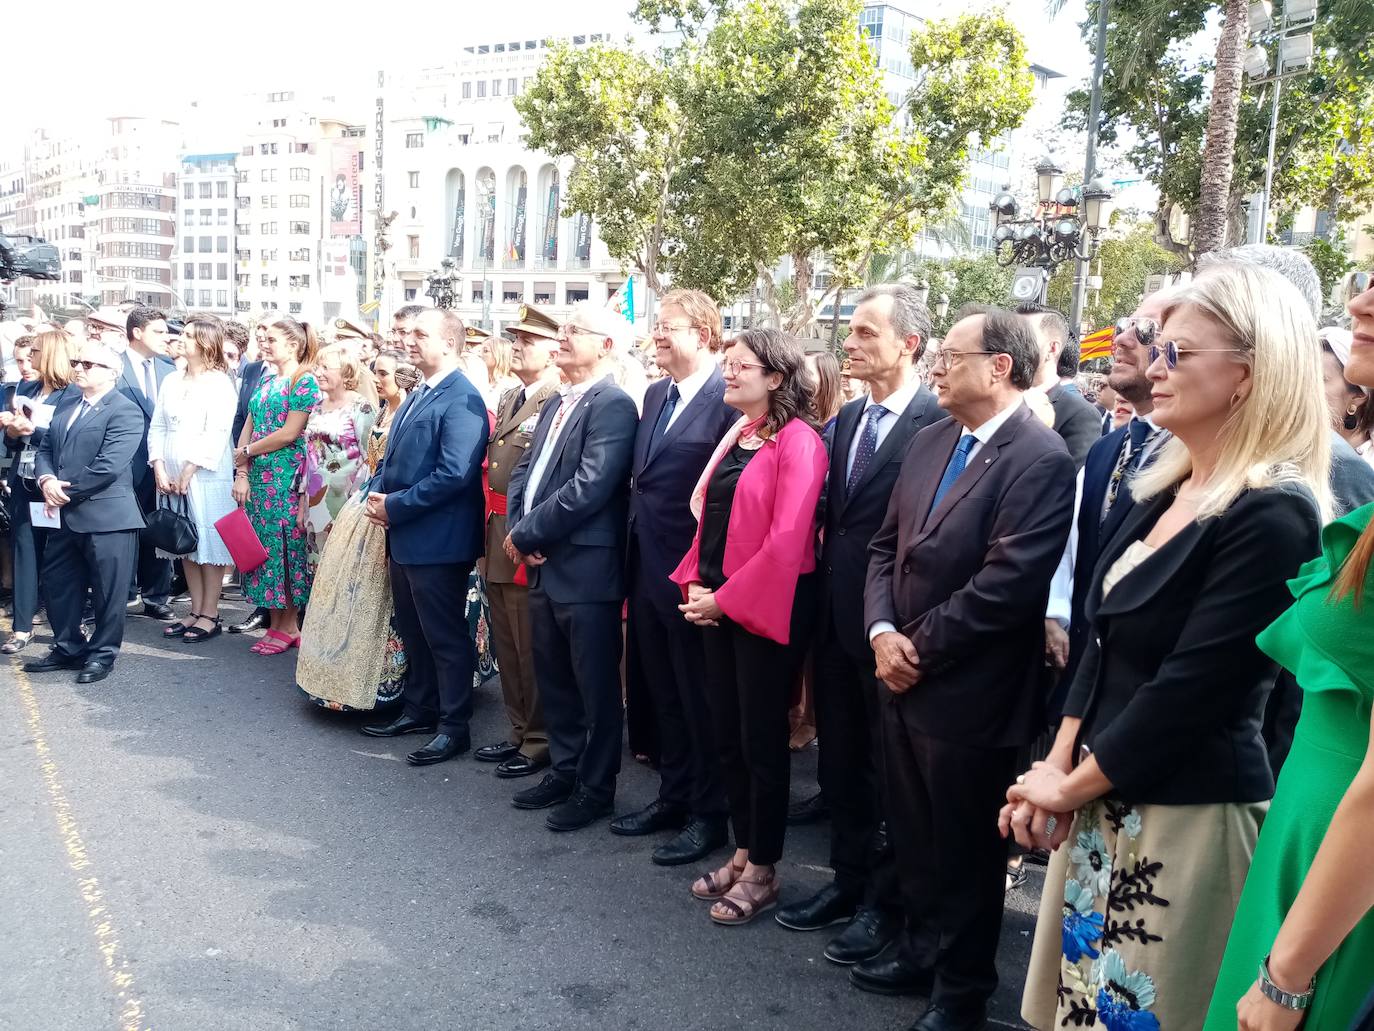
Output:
[{"xmin": 1047, "ymin": 221, "xmax": 1188, "ymax": 329}]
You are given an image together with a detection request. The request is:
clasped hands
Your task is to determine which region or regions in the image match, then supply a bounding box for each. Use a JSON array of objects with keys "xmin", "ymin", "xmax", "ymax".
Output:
[
  {"xmin": 998, "ymin": 760, "xmax": 1074, "ymax": 852},
  {"xmin": 153, "ymin": 464, "xmax": 196, "ymax": 496},
  {"xmin": 39, "ymin": 476, "xmax": 71, "ymax": 516},
  {"xmin": 501, "ymin": 532, "xmax": 546, "ymax": 567},
  {"xmin": 678, "ymin": 582, "xmax": 722, "ymax": 627}
]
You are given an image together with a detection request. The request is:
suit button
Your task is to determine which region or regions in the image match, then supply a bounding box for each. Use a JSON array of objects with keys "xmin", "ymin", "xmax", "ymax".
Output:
[
  {"xmin": 636, "ymin": 487, "xmax": 644, "ymax": 494},
  {"xmin": 490, "ymin": 461, "xmax": 498, "ymax": 469},
  {"xmin": 902, "ymin": 564, "xmax": 910, "ymax": 574},
  {"xmin": 837, "ymin": 527, "xmax": 846, "ymax": 536},
  {"xmin": 498, "ymin": 438, "xmax": 505, "ymax": 446}
]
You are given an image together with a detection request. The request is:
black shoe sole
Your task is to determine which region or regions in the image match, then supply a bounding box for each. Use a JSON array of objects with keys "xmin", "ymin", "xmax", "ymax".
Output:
[
  {"xmin": 359, "ymin": 725, "xmax": 437, "ymax": 738},
  {"xmin": 494, "ymin": 761, "xmax": 550, "ymax": 780},
  {"xmin": 405, "ymin": 751, "xmax": 466, "ymax": 766},
  {"xmin": 848, "ymin": 972, "xmax": 931, "ymax": 997},
  {"xmin": 474, "ymin": 751, "xmax": 519, "ymax": 764},
  {"xmin": 23, "ymin": 662, "xmax": 84, "ymax": 674},
  {"xmin": 774, "ymin": 912, "xmax": 856, "ymax": 933},
  {"xmin": 824, "ymin": 946, "xmax": 888, "ymax": 967},
  {"xmin": 512, "ymin": 793, "xmax": 573, "ymax": 811},
  {"xmin": 547, "ymin": 810, "xmax": 612, "ymax": 832},
  {"xmin": 651, "ymin": 845, "xmax": 722, "ymax": 867},
  {"xmin": 608, "ymin": 820, "xmax": 687, "ymax": 838}
]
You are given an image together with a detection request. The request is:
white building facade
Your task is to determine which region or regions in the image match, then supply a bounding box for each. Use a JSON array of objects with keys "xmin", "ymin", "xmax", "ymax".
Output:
[
  {"xmin": 175, "ymin": 153, "xmax": 238, "ymax": 317},
  {"xmin": 94, "ymin": 117, "xmax": 180, "ymax": 308}
]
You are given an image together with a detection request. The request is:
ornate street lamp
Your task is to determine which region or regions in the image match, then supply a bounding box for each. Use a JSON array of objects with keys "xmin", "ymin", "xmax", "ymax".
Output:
[
  {"xmin": 934, "ymin": 292, "xmax": 950, "ymax": 320},
  {"xmin": 425, "ymin": 257, "xmax": 460, "ymax": 310}
]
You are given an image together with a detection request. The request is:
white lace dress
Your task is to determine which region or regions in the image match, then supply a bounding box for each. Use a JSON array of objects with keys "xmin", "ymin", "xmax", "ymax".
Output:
[{"xmin": 147, "ymin": 369, "xmax": 238, "ymax": 565}]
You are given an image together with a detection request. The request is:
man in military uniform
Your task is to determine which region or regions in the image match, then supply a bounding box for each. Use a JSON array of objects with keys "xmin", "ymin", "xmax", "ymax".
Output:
[
  {"xmin": 474, "ymin": 304, "xmax": 563, "ymax": 778},
  {"xmin": 333, "ymin": 317, "xmax": 371, "ymax": 362}
]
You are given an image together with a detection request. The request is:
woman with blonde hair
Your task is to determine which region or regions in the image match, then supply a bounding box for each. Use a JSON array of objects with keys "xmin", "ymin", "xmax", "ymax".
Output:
[
  {"xmin": 232, "ymin": 316, "xmax": 321, "ymax": 655},
  {"xmin": 1006, "ymin": 262, "xmax": 1330, "ymax": 1031},
  {"xmin": 1, "ymin": 329, "xmax": 77, "ymax": 653}
]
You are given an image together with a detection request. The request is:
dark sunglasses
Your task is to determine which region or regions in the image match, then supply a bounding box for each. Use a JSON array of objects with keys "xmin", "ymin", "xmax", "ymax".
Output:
[
  {"xmin": 70, "ymin": 359, "xmax": 113, "ymax": 371},
  {"xmin": 1114, "ymin": 316, "xmax": 1161, "ymax": 347},
  {"xmin": 1347, "ymin": 271, "xmax": 1373, "ymax": 302},
  {"xmin": 1146, "ymin": 341, "xmax": 1237, "ymax": 369}
]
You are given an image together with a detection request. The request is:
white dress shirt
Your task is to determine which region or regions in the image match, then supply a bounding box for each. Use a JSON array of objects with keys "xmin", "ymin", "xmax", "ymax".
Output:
[
  {"xmin": 523, "ymin": 378, "xmax": 597, "ymax": 515},
  {"xmin": 844, "ymin": 376, "xmax": 922, "ymax": 480},
  {"xmin": 664, "ymin": 358, "xmax": 715, "ymax": 432}
]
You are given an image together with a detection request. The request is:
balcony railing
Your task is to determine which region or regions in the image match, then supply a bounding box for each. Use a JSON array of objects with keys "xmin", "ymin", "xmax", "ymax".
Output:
[{"xmin": 502, "ymin": 257, "xmax": 525, "ymax": 269}]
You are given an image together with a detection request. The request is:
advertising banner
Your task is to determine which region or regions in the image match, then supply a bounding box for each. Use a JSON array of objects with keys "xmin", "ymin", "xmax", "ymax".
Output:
[{"xmin": 329, "ymin": 142, "xmax": 362, "ymax": 236}]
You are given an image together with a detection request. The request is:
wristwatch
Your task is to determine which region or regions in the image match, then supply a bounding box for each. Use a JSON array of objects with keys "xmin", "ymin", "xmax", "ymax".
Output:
[{"xmin": 1259, "ymin": 955, "xmax": 1316, "ymax": 1011}]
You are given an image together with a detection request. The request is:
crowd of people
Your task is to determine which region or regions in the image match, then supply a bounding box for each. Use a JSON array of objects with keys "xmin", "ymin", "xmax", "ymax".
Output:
[{"xmin": 1, "ymin": 242, "xmax": 1372, "ymax": 1031}]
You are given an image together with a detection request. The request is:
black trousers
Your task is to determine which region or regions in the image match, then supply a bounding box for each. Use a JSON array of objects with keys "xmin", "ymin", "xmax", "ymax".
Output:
[
  {"xmin": 131, "ymin": 476, "xmax": 171, "ymax": 606},
  {"xmin": 812, "ymin": 623, "xmax": 900, "ymax": 909},
  {"xmin": 42, "ymin": 527, "xmax": 138, "ymax": 667},
  {"xmin": 9, "ymin": 495, "xmax": 49, "ymax": 633},
  {"xmin": 882, "ymin": 695, "xmax": 1018, "ymax": 1014},
  {"xmin": 528, "ymin": 590, "xmax": 624, "ymax": 804},
  {"xmin": 390, "ymin": 560, "xmax": 477, "ymax": 735},
  {"xmin": 700, "ymin": 575, "xmax": 814, "ymax": 866},
  {"xmin": 628, "ymin": 557, "xmax": 726, "ymax": 818}
]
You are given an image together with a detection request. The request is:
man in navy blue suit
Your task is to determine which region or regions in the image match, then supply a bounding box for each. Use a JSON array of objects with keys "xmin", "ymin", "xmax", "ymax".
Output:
[
  {"xmin": 114, "ymin": 306, "xmax": 176, "ymax": 619},
  {"xmin": 611, "ymin": 289, "xmax": 739, "ymax": 865},
  {"xmin": 360, "ymin": 308, "xmax": 489, "ymax": 767}
]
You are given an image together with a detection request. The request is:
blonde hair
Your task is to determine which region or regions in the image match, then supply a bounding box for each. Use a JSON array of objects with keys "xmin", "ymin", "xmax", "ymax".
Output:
[
  {"xmin": 1131, "ymin": 263, "xmax": 1332, "ymax": 522},
  {"xmin": 482, "ymin": 336, "xmax": 513, "ymax": 382},
  {"xmin": 316, "ymin": 343, "xmax": 379, "ymax": 407},
  {"xmin": 33, "ymin": 329, "xmax": 76, "ymax": 390}
]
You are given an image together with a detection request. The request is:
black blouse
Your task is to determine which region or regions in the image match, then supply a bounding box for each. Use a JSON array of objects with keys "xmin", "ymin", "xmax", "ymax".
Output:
[{"xmin": 697, "ymin": 443, "xmax": 757, "ymax": 590}]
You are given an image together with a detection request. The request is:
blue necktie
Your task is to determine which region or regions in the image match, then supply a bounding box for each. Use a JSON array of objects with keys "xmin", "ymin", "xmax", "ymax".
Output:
[
  {"xmin": 400, "ymin": 383, "xmax": 429, "ymax": 428},
  {"xmin": 846, "ymin": 403, "xmax": 887, "ymax": 496},
  {"xmin": 930, "ymin": 434, "xmax": 977, "ymax": 513},
  {"xmin": 649, "ymin": 383, "xmax": 680, "ymax": 455}
]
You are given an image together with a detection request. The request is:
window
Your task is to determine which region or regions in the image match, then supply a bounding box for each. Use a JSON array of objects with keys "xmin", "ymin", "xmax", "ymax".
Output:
[
  {"xmin": 185, "ymin": 210, "xmax": 196, "ymax": 227},
  {"xmin": 289, "ymin": 194, "xmax": 309, "ymax": 208},
  {"xmin": 471, "ymin": 283, "xmax": 485, "ymax": 302},
  {"xmin": 290, "ymin": 221, "xmax": 310, "ymax": 234},
  {"xmin": 199, "ymin": 182, "xmax": 212, "ymax": 198},
  {"xmin": 495, "ymin": 43, "xmax": 506, "ymax": 53},
  {"xmin": 508, "ymin": 78, "xmax": 518, "ymax": 95},
  {"xmin": 289, "ymin": 274, "xmax": 311, "ymax": 288},
  {"xmin": 199, "ymin": 236, "xmax": 212, "ymax": 253},
  {"xmin": 183, "ymin": 236, "xmax": 194, "ymax": 252},
  {"xmin": 290, "ymin": 248, "xmax": 310, "ymax": 261},
  {"xmin": 263, "ymin": 249, "xmax": 278, "ymax": 261},
  {"xmin": 289, "ymin": 302, "xmax": 302, "ymax": 314},
  {"xmin": 217, "ymin": 182, "xmax": 229, "ymax": 198},
  {"xmin": 217, "ymin": 236, "xmax": 228, "ymax": 252},
  {"xmin": 263, "ymin": 196, "xmax": 279, "ymax": 208},
  {"xmin": 290, "ymin": 167, "xmax": 309, "ymax": 181},
  {"xmin": 183, "ymin": 183, "xmax": 194, "ymax": 199},
  {"xmin": 408, "ymin": 235, "xmax": 420, "ymax": 259},
  {"xmin": 492, "ymin": 79, "xmax": 503, "ymax": 97},
  {"xmin": 184, "ymin": 263, "xmax": 195, "ymax": 280},
  {"xmin": 236, "ymin": 249, "xmax": 250, "ymax": 261},
  {"xmin": 462, "ymin": 81, "xmax": 472, "ymax": 99},
  {"xmin": 292, "ymin": 143, "xmax": 310, "ymax": 153},
  {"xmin": 217, "ymin": 208, "xmax": 228, "ymax": 225},
  {"xmin": 477, "ymin": 80, "xmax": 487, "ymax": 99},
  {"xmin": 237, "ymin": 274, "xmax": 250, "ymax": 288},
  {"xmin": 566, "ymin": 284, "xmax": 589, "ymax": 303},
  {"xmin": 404, "ymin": 287, "xmax": 418, "ymax": 301},
  {"xmin": 261, "ymin": 222, "xmax": 277, "ymax": 234},
  {"xmin": 261, "ymin": 169, "xmax": 277, "ymax": 182},
  {"xmin": 217, "ymin": 263, "xmax": 228, "ymax": 279},
  {"xmin": 200, "ymin": 208, "xmax": 212, "ymax": 222},
  {"xmin": 217, "ymin": 290, "xmax": 228, "ymax": 307},
  {"xmin": 502, "ymin": 282, "xmax": 523, "ymax": 303},
  {"xmin": 268, "ymin": 91, "xmax": 295, "ymax": 103},
  {"xmin": 199, "ymin": 290, "xmax": 212, "ymax": 307},
  {"xmin": 405, "ymin": 132, "xmax": 424, "ymax": 148},
  {"xmin": 408, "ymin": 171, "xmax": 420, "ymax": 189},
  {"xmin": 272, "ymin": 118, "xmax": 286, "ymax": 128},
  {"xmin": 261, "ymin": 274, "xmax": 270, "ymax": 286},
  {"xmin": 199, "ymin": 263, "xmax": 212, "ymax": 279}
]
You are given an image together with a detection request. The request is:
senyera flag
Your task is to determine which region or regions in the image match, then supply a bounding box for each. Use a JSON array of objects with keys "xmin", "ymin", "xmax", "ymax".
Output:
[{"xmin": 1079, "ymin": 325, "xmax": 1114, "ymax": 363}]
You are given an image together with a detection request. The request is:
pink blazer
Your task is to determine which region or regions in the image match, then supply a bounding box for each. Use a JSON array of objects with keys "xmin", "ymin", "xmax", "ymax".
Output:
[{"xmin": 670, "ymin": 417, "xmax": 827, "ymax": 645}]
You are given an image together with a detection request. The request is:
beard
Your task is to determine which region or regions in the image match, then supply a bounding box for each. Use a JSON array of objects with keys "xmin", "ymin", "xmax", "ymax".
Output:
[{"xmin": 1107, "ymin": 366, "xmax": 1151, "ymax": 405}]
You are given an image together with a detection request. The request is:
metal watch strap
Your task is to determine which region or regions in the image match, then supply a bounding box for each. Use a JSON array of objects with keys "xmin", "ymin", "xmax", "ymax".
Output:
[{"xmin": 1260, "ymin": 955, "xmax": 1315, "ymax": 1011}]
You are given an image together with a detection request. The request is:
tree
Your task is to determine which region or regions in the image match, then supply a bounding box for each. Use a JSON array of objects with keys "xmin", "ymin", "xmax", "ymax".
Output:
[
  {"xmin": 1194, "ymin": 0, "xmax": 1247, "ymax": 254},
  {"xmin": 1046, "ymin": 220, "xmax": 1188, "ymax": 328},
  {"xmin": 1302, "ymin": 231, "xmax": 1357, "ymax": 303}
]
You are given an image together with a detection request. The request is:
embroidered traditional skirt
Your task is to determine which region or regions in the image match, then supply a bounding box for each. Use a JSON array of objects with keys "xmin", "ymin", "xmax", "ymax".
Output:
[{"xmin": 1022, "ymin": 797, "xmax": 1267, "ymax": 1031}]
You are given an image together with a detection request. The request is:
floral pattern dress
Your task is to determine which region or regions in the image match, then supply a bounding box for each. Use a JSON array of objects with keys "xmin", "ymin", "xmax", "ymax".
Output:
[
  {"xmin": 243, "ymin": 372, "xmax": 320, "ymax": 610},
  {"xmin": 302, "ymin": 399, "xmax": 376, "ymax": 570}
]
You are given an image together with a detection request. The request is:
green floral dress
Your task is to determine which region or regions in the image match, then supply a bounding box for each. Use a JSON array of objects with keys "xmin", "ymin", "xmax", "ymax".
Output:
[{"xmin": 244, "ymin": 372, "xmax": 320, "ymax": 609}]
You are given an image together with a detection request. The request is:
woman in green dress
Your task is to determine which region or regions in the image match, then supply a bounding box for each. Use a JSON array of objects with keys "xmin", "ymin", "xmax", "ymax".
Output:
[
  {"xmin": 232, "ymin": 316, "xmax": 320, "ymax": 656},
  {"xmin": 1204, "ymin": 278, "xmax": 1374, "ymax": 1031}
]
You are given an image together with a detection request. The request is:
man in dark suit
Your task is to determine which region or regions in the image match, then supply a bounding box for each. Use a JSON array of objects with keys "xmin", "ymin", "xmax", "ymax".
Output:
[
  {"xmin": 505, "ymin": 301, "xmax": 638, "ymax": 833},
  {"xmin": 25, "ymin": 341, "xmax": 146, "ymax": 684},
  {"xmin": 863, "ymin": 309, "xmax": 1075, "ymax": 1031},
  {"xmin": 359, "ymin": 308, "xmax": 490, "ymax": 767},
  {"xmin": 611, "ymin": 289, "xmax": 738, "ymax": 865},
  {"xmin": 776, "ymin": 284, "xmax": 946, "ymax": 974},
  {"xmin": 114, "ymin": 306, "xmax": 176, "ymax": 619},
  {"xmin": 227, "ymin": 347, "xmax": 270, "ymax": 635},
  {"xmin": 1013, "ymin": 303, "xmax": 1101, "ymax": 470}
]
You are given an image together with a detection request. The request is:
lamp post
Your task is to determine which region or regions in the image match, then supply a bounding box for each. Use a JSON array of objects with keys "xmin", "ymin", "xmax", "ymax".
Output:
[{"xmin": 424, "ymin": 257, "xmax": 460, "ymax": 310}]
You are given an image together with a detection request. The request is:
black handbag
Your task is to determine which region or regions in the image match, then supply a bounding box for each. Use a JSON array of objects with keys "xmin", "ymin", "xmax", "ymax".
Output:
[{"xmin": 142, "ymin": 493, "xmax": 199, "ymax": 556}]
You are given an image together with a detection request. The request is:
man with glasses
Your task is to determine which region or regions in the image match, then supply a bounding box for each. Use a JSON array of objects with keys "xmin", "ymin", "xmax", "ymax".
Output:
[
  {"xmin": 505, "ymin": 302, "xmax": 638, "ymax": 832},
  {"xmin": 390, "ymin": 304, "xmax": 425, "ymax": 362},
  {"xmin": 24, "ymin": 342, "xmax": 145, "ymax": 684},
  {"xmin": 612, "ymin": 289, "xmax": 738, "ymax": 864}
]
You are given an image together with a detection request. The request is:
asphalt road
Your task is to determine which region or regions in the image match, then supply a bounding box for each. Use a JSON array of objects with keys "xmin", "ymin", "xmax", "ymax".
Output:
[{"xmin": 0, "ymin": 599, "xmax": 1044, "ymax": 1031}]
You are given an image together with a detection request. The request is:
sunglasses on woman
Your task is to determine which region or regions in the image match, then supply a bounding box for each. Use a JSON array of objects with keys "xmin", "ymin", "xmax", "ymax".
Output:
[{"xmin": 1146, "ymin": 341, "xmax": 1237, "ymax": 369}]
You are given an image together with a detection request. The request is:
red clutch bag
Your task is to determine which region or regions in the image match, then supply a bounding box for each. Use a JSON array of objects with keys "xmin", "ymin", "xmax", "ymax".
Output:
[{"xmin": 214, "ymin": 507, "xmax": 269, "ymax": 573}]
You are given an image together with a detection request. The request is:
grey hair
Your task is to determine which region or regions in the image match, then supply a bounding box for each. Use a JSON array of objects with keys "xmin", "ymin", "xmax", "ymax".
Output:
[
  {"xmin": 978, "ymin": 309, "xmax": 1040, "ymax": 391},
  {"xmin": 858, "ymin": 283, "xmax": 933, "ymax": 360},
  {"xmin": 1199, "ymin": 244, "xmax": 1322, "ymax": 321}
]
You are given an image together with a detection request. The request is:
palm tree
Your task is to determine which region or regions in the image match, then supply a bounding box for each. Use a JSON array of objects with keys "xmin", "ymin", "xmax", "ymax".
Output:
[{"xmin": 1194, "ymin": 0, "xmax": 1248, "ymax": 254}]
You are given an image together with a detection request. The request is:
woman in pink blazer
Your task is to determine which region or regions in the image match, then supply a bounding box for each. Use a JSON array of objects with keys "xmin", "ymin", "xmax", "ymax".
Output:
[{"xmin": 671, "ymin": 328, "xmax": 827, "ymax": 926}]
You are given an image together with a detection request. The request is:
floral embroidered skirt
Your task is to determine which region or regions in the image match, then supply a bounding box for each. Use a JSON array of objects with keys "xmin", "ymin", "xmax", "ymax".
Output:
[{"xmin": 1022, "ymin": 796, "xmax": 1267, "ymax": 1031}]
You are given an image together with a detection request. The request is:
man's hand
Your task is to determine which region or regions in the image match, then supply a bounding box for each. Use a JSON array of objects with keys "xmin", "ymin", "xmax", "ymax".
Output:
[
  {"xmin": 872, "ymin": 631, "xmax": 920, "ymax": 693},
  {"xmin": 1044, "ymin": 619, "xmax": 1070, "ymax": 670},
  {"xmin": 40, "ymin": 477, "xmax": 71, "ymax": 509},
  {"xmin": 503, "ymin": 532, "xmax": 520, "ymax": 565},
  {"xmin": 365, "ymin": 491, "xmax": 390, "ymax": 527}
]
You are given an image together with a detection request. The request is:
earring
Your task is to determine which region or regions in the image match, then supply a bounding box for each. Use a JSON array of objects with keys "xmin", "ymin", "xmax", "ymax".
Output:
[
  {"xmin": 1346, "ymin": 403, "xmax": 1360, "ymax": 431},
  {"xmin": 1230, "ymin": 390, "xmax": 1245, "ymax": 408}
]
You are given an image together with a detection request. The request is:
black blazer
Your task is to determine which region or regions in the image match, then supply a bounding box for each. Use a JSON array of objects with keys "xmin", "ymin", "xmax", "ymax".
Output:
[
  {"xmin": 508, "ymin": 376, "xmax": 638, "ymax": 605},
  {"xmin": 821, "ymin": 385, "xmax": 944, "ymax": 663},
  {"xmin": 232, "ymin": 360, "xmax": 267, "ymax": 448},
  {"xmin": 627, "ymin": 368, "xmax": 738, "ymax": 609},
  {"xmin": 864, "ymin": 402, "xmax": 1076, "ymax": 747},
  {"xmin": 35, "ymin": 389, "xmax": 146, "ymax": 534},
  {"xmin": 1062, "ymin": 484, "xmax": 1321, "ymax": 805},
  {"xmin": 1048, "ymin": 383, "xmax": 1102, "ymax": 471}
]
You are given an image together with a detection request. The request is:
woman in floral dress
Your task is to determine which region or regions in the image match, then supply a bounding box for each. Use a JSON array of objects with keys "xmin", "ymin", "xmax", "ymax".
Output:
[
  {"xmin": 232, "ymin": 316, "xmax": 320, "ymax": 656},
  {"xmin": 300, "ymin": 344, "xmax": 377, "ymax": 569}
]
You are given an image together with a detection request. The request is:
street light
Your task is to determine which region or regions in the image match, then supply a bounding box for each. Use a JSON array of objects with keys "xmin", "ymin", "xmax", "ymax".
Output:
[
  {"xmin": 425, "ymin": 257, "xmax": 460, "ymax": 310},
  {"xmin": 934, "ymin": 292, "xmax": 950, "ymax": 320},
  {"xmin": 1035, "ymin": 159, "xmax": 1064, "ymax": 206},
  {"xmin": 990, "ymin": 174, "xmax": 1114, "ymax": 306}
]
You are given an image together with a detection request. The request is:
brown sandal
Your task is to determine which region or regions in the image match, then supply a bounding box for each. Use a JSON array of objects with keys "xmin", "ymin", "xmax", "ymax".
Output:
[
  {"xmin": 710, "ymin": 867, "xmax": 779, "ymax": 926},
  {"xmin": 691, "ymin": 858, "xmax": 747, "ymax": 900}
]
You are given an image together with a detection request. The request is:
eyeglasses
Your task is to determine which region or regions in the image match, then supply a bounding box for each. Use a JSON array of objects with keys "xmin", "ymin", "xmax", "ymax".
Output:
[
  {"xmin": 651, "ymin": 321, "xmax": 695, "ymax": 336},
  {"xmin": 558, "ymin": 324, "xmax": 600, "ymax": 339},
  {"xmin": 70, "ymin": 359, "xmax": 113, "ymax": 371},
  {"xmin": 723, "ymin": 358, "xmax": 769, "ymax": 376},
  {"xmin": 931, "ymin": 349, "xmax": 995, "ymax": 369},
  {"xmin": 1147, "ymin": 341, "xmax": 1239, "ymax": 369},
  {"xmin": 1114, "ymin": 316, "xmax": 1161, "ymax": 347}
]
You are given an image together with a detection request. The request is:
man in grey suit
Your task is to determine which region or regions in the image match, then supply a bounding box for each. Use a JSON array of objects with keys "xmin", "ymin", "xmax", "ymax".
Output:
[
  {"xmin": 26, "ymin": 342, "xmax": 146, "ymax": 684},
  {"xmin": 505, "ymin": 302, "xmax": 639, "ymax": 832}
]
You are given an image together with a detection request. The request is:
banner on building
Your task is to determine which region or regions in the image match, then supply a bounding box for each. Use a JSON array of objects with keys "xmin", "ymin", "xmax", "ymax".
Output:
[
  {"xmin": 574, "ymin": 213, "xmax": 592, "ymax": 262},
  {"xmin": 510, "ymin": 183, "xmax": 527, "ymax": 262},
  {"xmin": 322, "ymin": 240, "xmax": 354, "ymax": 303},
  {"xmin": 329, "ymin": 142, "xmax": 362, "ymax": 236},
  {"xmin": 543, "ymin": 174, "xmax": 559, "ymax": 261},
  {"xmin": 449, "ymin": 187, "xmax": 465, "ymax": 261}
]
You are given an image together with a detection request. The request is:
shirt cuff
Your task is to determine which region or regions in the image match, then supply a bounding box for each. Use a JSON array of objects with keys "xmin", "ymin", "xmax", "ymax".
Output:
[{"xmin": 868, "ymin": 619, "xmax": 897, "ymax": 642}]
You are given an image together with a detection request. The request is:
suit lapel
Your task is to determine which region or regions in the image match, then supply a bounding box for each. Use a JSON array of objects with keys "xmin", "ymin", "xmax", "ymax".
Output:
[
  {"xmin": 915, "ymin": 404, "xmax": 1030, "ymax": 545},
  {"xmin": 829, "ymin": 398, "xmax": 864, "ymax": 520},
  {"xmin": 846, "ymin": 387, "xmax": 936, "ymax": 511},
  {"xmin": 534, "ymin": 378, "xmax": 608, "ymax": 504},
  {"xmin": 120, "ymin": 354, "xmax": 155, "ymax": 419},
  {"xmin": 644, "ymin": 369, "xmax": 726, "ymax": 472},
  {"xmin": 907, "ymin": 418, "xmax": 961, "ymax": 537},
  {"xmin": 636, "ymin": 380, "xmax": 671, "ymax": 473},
  {"xmin": 1090, "ymin": 491, "xmax": 1206, "ymax": 620}
]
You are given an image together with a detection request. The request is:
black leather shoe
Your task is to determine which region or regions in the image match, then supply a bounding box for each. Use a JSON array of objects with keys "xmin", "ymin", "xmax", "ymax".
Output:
[
  {"xmin": 609, "ymin": 799, "xmax": 689, "ymax": 837},
  {"xmin": 494, "ymin": 753, "xmax": 549, "ymax": 779},
  {"xmin": 475, "ymin": 740, "xmax": 520, "ymax": 763},
  {"xmin": 405, "ymin": 733, "xmax": 470, "ymax": 766},
  {"xmin": 140, "ymin": 602, "xmax": 174, "ymax": 620},
  {"xmin": 775, "ymin": 882, "xmax": 859, "ymax": 932},
  {"xmin": 850, "ymin": 945, "xmax": 934, "ymax": 997},
  {"xmin": 360, "ymin": 714, "xmax": 437, "ymax": 738},
  {"xmin": 23, "ymin": 650, "xmax": 85, "ymax": 674},
  {"xmin": 906, "ymin": 1006, "xmax": 985, "ymax": 1031},
  {"xmin": 824, "ymin": 907, "xmax": 901, "ymax": 965},
  {"xmin": 787, "ymin": 791, "xmax": 830, "ymax": 826},
  {"xmin": 76, "ymin": 661, "xmax": 113, "ymax": 685},
  {"xmin": 228, "ymin": 609, "xmax": 269, "ymax": 634},
  {"xmin": 651, "ymin": 816, "xmax": 728, "ymax": 866},
  {"xmin": 512, "ymin": 773, "xmax": 575, "ymax": 810},
  {"xmin": 546, "ymin": 789, "xmax": 614, "ymax": 832}
]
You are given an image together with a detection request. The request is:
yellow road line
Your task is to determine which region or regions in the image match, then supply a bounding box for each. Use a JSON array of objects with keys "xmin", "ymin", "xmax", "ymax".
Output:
[{"xmin": 13, "ymin": 664, "xmax": 150, "ymax": 1031}]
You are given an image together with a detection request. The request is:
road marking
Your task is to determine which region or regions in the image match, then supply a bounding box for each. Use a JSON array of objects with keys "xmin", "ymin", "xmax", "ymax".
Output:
[
  {"xmin": 13, "ymin": 665, "xmax": 150, "ymax": 1031},
  {"xmin": 350, "ymin": 748, "xmax": 405, "ymax": 762}
]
